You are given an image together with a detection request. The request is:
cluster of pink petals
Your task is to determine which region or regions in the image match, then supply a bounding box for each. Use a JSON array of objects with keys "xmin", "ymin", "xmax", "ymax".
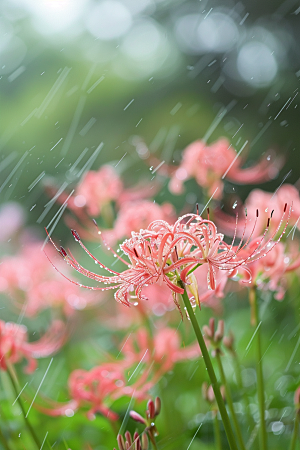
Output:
[
  {"xmin": 236, "ymin": 239, "xmax": 300, "ymax": 300},
  {"xmin": 114, "ymin": 266, "xmax": 227, "ymax": 326},
  {"xmin": 169, "ymin": 138, "xmax": 282, "ymax": 199},
  {"xmin": 39, "ymin": 326, "xmax": 199, "ymax": 420},
  {"xmin": 71, "ymin": 165, "xmax": 123, "ymax": 216},
  {"xmin": 0, "ymin": 319, "xmax": 65, "ymax": 373},
  {"xmin": 52, "ymin": 206, "xmax": 290, "ymax": 309},
  {"xmin": 0, "ymin": 242, "xmax": 97, "ymax": 316},
  {"xmin": 120, "ymin": 326, "xmax": 200, "ymax": 374},
  {"xmin": 216, "ymin": 184, "xmax": 300, "ymax": 238},
  {"xmin": 102, "ymin": 200, "xmax": 176, "ymax": 245}
]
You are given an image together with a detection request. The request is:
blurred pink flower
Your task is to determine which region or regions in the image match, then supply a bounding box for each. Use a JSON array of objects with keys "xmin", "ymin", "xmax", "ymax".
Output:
[
  {"xmin": 72, "ymin": 165, "xmax": 123, "ymax": 217},
  {"xmin": 0, "ymin": 320, "xmax": 65, "ymax": 373},
  {"xmin": 37, "ymin": 362, "xmax": 125, "ymax": 420},
  {"xmin": 0, "ymin": 242, "xmax": 98, "ymax": 316},
  {"xmin": 120, "ymin": 326, "xmax": 200, "ymax": 374},
  {"xmin": 216, "ymin": 184, "xmax": 300, "ymax": 238},
  {"xmin": 236, "ymin": 238, "xmax": 300, "ymax": 300},
  {"xmin": 0, "ymin": 202, "xmax": 25, "ymax": 243},
  {"xmin": 103, "ymin": 200, "xmax": 176, "ymax": 245},
  {"xmin": 169, "ymin": 138, "xmax": 282, "ymax": 199}
]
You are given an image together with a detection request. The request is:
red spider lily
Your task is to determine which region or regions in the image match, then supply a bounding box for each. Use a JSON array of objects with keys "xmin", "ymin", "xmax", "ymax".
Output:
[
  {"xmin": 0, "ymin": 320, "xmax": 65, "ymax": 373},
  {"xmin": 47, "ymin": 206, "xmax": 290, "ymax": 308}
]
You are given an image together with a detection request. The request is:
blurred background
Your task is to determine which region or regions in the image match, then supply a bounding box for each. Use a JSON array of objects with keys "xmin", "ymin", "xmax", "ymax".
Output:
[
  {"xmin": 0, "ymin": 0, "xmax": 300, "ymax": 234},
  {"xmin": 1, "ymin": 2, "xmax": 300, "ymax": 449}
]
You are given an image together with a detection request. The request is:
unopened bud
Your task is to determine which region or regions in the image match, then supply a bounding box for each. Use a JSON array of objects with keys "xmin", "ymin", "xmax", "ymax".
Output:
[
  {"xmin": 215, "ymin": 320, "xmax": 224, "ymax": 342},
  {"xmin": 142, "ymin": 433, "xmax": 149, "ymax": 450},
  {"xmin": 209, "ymin": 318, "xmax": 215, "ymax": 337},
  {"xmin": 124, "ymin": 431, "xmax": 132, "ymax": 446},
  {"xmin": 154, "ymin": 397, "xmax": 161, "ymax": 416},
  {"xmin": 203, "ymin": 325, "xmax": 212, "ymax": 339},
  {"xmin": 147, "ymin": 400, "xmax": 155, "ymax": 419},
  {"xmin": 130, "ymin": 411, "xmax": 146, "ymax": 424},
  {"xmin": 223, "ymin": 331, "xmax": 235, "ymax": 352},
  {"xmin": 133, "ymin": 432, "xmax": 141, "ymax": 450},
  {"xmin": 117, "ymin": 434, "xmax": 125, "ymax": 450}
]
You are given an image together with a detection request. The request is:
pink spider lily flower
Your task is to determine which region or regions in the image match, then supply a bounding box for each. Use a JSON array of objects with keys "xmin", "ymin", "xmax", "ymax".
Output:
[
  {"xmin": 216, "ymin": 184, "xmax": 300, "ymax": 239},
  {"xmin": 0, "ymin": 242, "xmax": 98, "ymax": 316},
  {"xmin": 120, "ymin": 326, "xmax": 200, "ymax": 374},
  {"xmin": 37, "ymin": 362, "xmax": 126, "ymax": 420},
  {"xmin": 48, "ymin": 205, "xmax": 290, "ymax": 309},
  {"xmin": 70, "ymin": 165, "xmax": 123, "ymax": 217},
  {"xmin": 0, "ymin": 320, "xmax": 65, "ymax": 373},
  {"xmin": 169, "ymin": 138, "xmax": 283, "ymax": 199}
]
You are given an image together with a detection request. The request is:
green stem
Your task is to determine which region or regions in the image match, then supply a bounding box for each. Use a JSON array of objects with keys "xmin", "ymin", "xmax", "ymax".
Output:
[
  {"xmin": 180, "ymin": 286, "xmax": 238, "ymax": 450},
  {"xmin": 213, "ymin": 413, "xmax": 222, "ymax": 450},
  {"xmin": 249, "ymin": 288, "xmax": 267, "ymax": 450},
  {"xmin": 6, "ymin": 365, "xmax": 41, "ymax": 450},
  {"xmin": 289, "ymin": 414, "xmax": 299, "ymax": 450},
  {"xmin": 215, "ymin": 353, "xmax": 246, "ymax": 450}
]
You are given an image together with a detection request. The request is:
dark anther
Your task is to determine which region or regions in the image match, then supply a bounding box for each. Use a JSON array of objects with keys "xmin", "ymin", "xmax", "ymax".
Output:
[
  {"xmin": 71, "ymin": 230, "xmax": 81, "ymax": 242},
  {"xmin": 92, "ymin": 218, "xmax": 97, "ymax": 226},
  {"xmin": 59, "ymin": 246, "xmax": 67, "ymax": 257},
  {"xmin": 267, "ymin": 218, "xmax": 270, "ymax": 227},
  {"xmin": 256, "ymin": 209, "xmax": 259, "ymax": 217},
  {"xmin": 284, "ymin": 203, "xmax": 287, "ymax": 212},
  {"xmin": 271, "ymin": 210, "xmax": 274, "ymax": 218},
  {"xmin": 196, "ymin": 203, "xmax": 199, "ymax": 215},
  {"xmin": 133, "ymin": 248, "xmax": 139, "ymax": 258},
  {"xmin": 207, "ymin": 207, "xmax": 210, "ymax": 219}
]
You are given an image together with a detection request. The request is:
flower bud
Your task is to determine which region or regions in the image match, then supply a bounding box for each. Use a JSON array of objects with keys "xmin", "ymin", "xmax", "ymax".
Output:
[
  {"xmin": 154, "ymin": 397, "xmax": 161, "ymax": 416},
  {"xmin": 130, "ymin": 410, "xmax": 146, "ymax": 424},
  {"xmin": 147, "ymin": 400, "xmax": 155, "ymax": 419},
  {"xmin": 223, "ymin": 331, "xmax": 235, "ymax": 352},
  {"xmin": 209, "ymin": 318, "xmax": 215, "ymax": 337},
  {"xmin": 215, "ymin": 320, "xmax": 224, "ymax": 342},
  {"xmin": 133, "ymin": 432, "xmax": 141, "ymax": 450},
  {"xmin": 142, "ymin": 433, "xmax": 149, "ymax": 450},
  {"xmin": 117, "ymin": 434, "xmax": 125, "ymax": 450},
  {"xmin": 203, "ymin": 325, "xmax": 212, "ymax": 339},
  {"xmin": 124, "ymin": 431, "xmax": 132, "ymax": 446}
]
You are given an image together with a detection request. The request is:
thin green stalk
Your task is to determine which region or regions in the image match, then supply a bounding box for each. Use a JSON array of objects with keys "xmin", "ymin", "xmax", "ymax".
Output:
[
  {"xmin": 249, "ymin": 288, "xmax": 267, "ymax": 450},
  {"xmin": 289, "ymin": 414, "xmax": 299, "ymax": 450},
  {"xmin": 213, "ymin": 413, "xmax": 222, "ymax": 450},
  {"xmin": 180, "ymin": 286, "xmax": 238, "ymax": 450},
  {"xmin": 6, "ymin": 365, "xmax": 41, "ymax": 450},
  {"xmin": 215, "ymin": 353, "xmax": 246, "ymax": 450}
]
